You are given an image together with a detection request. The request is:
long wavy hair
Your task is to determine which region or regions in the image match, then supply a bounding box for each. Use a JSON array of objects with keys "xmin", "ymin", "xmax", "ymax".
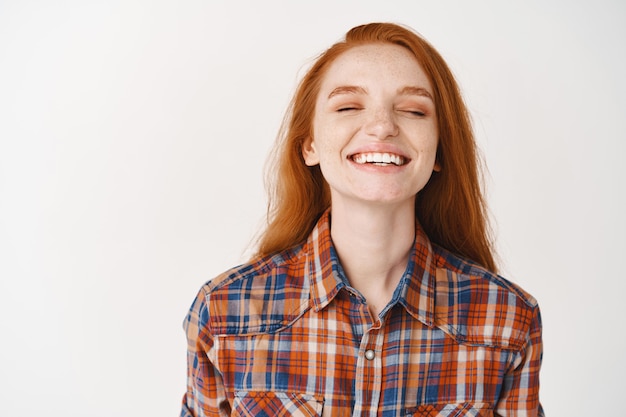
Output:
[{"xmin": 256, "ymin": 22, "xmax": 496, "ymax": 272}]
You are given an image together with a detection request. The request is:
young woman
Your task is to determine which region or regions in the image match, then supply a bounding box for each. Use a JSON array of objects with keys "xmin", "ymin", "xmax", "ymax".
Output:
[{"xmin": 181, "ymin": 22, "xmax": 543, "ymax": 417}]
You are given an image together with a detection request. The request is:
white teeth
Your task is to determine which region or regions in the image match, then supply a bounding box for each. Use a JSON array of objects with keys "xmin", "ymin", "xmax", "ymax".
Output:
[{"xmin": 353, "ymin": 152, "xmax": 405, "ymax": 166}]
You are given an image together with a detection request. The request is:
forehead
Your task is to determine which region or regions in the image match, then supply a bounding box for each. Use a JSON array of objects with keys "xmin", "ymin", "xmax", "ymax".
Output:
[{"xmin": 319, "ymin": 43, "xmax": 431, "ymax": 91}]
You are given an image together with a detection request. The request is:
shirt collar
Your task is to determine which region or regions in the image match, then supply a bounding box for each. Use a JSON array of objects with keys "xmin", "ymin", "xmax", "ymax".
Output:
[{"xmin": 306, "ymin": 210, "xmax": 435, "ymax": 327}]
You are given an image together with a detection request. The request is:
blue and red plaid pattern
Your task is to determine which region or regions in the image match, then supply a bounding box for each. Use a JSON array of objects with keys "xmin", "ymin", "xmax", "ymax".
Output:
[{"xmin": 181, "ymin": 211, "xmax": 543, "ymax": 416}]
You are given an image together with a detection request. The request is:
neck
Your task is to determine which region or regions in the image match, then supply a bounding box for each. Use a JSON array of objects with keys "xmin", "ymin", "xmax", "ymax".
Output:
[{"xmin": 329, "ymin": 199, "xmax": 416, "ymax": 317}]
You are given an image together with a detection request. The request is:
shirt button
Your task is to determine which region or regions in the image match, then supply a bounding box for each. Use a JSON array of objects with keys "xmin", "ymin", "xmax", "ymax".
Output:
[{"xmin": 364, "ymin": 349, "xmax": 375, "ymax": 361}]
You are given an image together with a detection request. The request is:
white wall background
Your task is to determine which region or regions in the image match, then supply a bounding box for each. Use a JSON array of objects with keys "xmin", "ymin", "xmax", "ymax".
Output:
[{"xmin": 1, "ymin": 1, "xmax": 624, "ymax": 415}]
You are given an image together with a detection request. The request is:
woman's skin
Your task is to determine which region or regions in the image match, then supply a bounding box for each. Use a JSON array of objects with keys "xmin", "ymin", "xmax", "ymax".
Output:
[{"xmin": 303, "ymin": 43, "xmax": 440, "ymax": 318}]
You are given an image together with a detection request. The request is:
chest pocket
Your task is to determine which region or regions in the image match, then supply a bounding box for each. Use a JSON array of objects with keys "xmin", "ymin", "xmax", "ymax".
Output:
[
  {"xmin": 232, "ymin": 391, "xmax": 324, "ymax": 417},
  {"xmin": 406, "ymin": 402, "xmax": 493, "ymax": 417}
]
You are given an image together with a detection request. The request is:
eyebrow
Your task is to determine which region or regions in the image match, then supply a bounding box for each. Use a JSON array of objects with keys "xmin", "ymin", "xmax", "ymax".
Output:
[
  {"xmin": 327, "ymin": 86, "xmax": 367, "ymax": 99},
  {"xmin": 327, "ymin": 85, "xmax": 433, "ymax": 100},
  {"xmin": 398, "ymin": 86, "xmax": 433, "ymax": 100}
]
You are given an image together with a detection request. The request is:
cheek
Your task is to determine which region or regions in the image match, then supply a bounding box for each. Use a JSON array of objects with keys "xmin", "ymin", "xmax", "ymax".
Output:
[
  {"xmin": 312, "ymin": 130, "xmax": 345, "ymax": 161},
  {"xmin": 424, "ymin": 128, "xmax": 439, "ymax": 154},
  {"xmin": 415, "ymin": 133, "xmax": 438, "ymax": 155},
  {"xmin": 414, "ymin": 137, "xmax": 439, "ymax": 172}
]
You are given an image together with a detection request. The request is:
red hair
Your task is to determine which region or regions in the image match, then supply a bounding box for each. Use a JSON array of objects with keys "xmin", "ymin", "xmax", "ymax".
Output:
[{"xmin": 256, "ymin": 22, "xmax": 496, "ymax": 272}]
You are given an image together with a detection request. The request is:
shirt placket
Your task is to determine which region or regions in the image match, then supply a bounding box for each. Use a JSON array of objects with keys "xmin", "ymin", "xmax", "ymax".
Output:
[{"xmin": 352, "ymin": 319, "xmax": 385, "ymax": 417}]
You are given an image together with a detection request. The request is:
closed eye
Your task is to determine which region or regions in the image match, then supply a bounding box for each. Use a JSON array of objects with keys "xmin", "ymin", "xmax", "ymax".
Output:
[
  {"xmin": 399, "ymin": 109, "xmax": 426, "ymax": 117},
  {"xmin": 337, "ymin": 107, "xmax": 361, "ymax": 112}
]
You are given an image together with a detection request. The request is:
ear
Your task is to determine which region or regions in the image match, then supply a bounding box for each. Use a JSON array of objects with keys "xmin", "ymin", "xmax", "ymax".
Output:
[
  {"xmin": 302, "ymin": 137, "xmax": 320, "ymax": 166},
  {"xmin": 433, "ymin": 160, "xmax": 441, "ymax": 172}
]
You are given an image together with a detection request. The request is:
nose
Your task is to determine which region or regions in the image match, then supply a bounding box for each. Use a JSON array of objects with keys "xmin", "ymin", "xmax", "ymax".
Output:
[{"xmin": 364, "ymin": 108, "xmax": 399, "ymax": 140}]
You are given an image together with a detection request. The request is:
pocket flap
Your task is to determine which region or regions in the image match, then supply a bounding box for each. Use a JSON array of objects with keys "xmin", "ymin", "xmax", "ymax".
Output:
[
  {"xmin": 233, "ymin": 391, "xmax": 323, "ymax": 417},
  {"xmin": 407, "ymin": 402, "xmax": 492, "ymax": 417}
]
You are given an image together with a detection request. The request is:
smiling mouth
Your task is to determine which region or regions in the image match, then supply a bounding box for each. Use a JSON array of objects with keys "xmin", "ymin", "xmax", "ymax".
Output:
[{"xmin": 350, "ymin": 152, "xmax": 407, "ymax": 166}]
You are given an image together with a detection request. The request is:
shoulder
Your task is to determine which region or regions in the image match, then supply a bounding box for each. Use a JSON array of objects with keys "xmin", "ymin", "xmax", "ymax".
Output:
[
  {"xmin": 432, "ymin": 244, "xmax": 540, "ymax": 350},
  {"xmin": 198, "ymin": 245, "xmax": 312, "ymax": 336}
]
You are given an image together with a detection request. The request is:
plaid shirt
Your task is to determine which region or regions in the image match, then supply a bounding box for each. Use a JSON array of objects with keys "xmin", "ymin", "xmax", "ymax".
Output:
[{"xmin": 181, "ymin": 211, "xmax": 543, "ymax": 416}]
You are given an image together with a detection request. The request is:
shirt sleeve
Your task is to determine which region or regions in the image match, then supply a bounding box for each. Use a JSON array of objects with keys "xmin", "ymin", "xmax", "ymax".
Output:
[
  {"xmin": 180, "ymin": 287, "xmax": 231, "ymax": 417},
  {"xmin": 495, "ymin": 304, "xmax": 544, "ymax": 416}
]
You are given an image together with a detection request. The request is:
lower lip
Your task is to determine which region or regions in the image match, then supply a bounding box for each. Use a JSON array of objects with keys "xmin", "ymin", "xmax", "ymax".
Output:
[{"xmin": 348, "ymin": 158, "xmax": 409, "ymax": 172}]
